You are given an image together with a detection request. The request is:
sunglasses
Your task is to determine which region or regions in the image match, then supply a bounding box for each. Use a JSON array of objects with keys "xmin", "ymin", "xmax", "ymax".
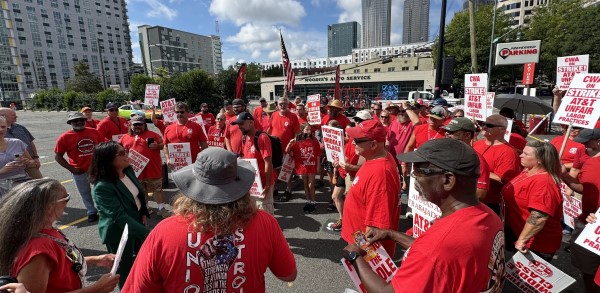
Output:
[
  {"xmin": 56, "ymin": 193, "xmax": 71, "ymax": 203},
  {"xmin": 483, "ymin": 123, "xmax": 501, "ymax": 128},
  {"xmin": 411, "ymin": 168, "xmax": 447, "ymax": 178},
  {"xmin": 175, "ymin": 111, "xmax": 186, "ymax": 114},
  {"xmin": 117, "ymin": 149, "xmax": 128, "ymax": 157},
  {"xmin": 108, "ymin": 108, "xmax": 118, "ymax": 112},
  {"xmin": 71, "ymin": 119, "xmax": 86, "ymax": 124},
  {"xmin": 373, "ymin": 108, "xmax": 382, "ymax": 111},
  {"xmin": 446, "ymin": 129, "xmax": 464, "ymax": 135},
  {"xmin": 380, "ymin": 116, "xmax": 390, "ymax": 119},
  {"xmin": 132, "ymin": 123, "xmax": 145, "ymax": 127},
  {"xmin": 353, "ymin": 137, "xmax": 373, "ymax": 144}
]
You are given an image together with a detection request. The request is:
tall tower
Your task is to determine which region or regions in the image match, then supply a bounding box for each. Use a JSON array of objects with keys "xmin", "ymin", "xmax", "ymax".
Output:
[
  {"xmin": 328, "ymin": 22, "xmax": 361, "ymax": 57},
  {"xmin": 362, "ymin": 0, "xmax": 392, "ymax": 48},
  {"xmin": 403, "ymin": 0, "xmax": 430, "ymax": 44}
]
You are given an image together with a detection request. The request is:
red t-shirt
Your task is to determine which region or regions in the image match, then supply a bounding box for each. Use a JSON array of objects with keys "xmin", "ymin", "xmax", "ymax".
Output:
[
  {"xmin": 342, "ymin": 153, "xmax": 400, "ymax": 257},
  {"xmin": 476, "ymin": 153, "xmax": 490, "ymax": 191},
  {"xmin": 573, "ymin": 147, "xmax": 592, "ymax": 170},
  {"xmin": 242, "ymin": 132, "xmax": 275, "ymax": 186},
  {"xmin": 473, "ymin": 140, "xmax": 522, "ymax": 205},
  {"xmin": 225, "ymin": 112, "xmax": 236, "ymax": 120},
  {"xmin": 196, "ymin": 112, "xmax": 215, "ymax": 132},
  {"xmin": 502, "ymin": 171, "xmax": 562, "ymax": 254},
  {"xmin": 97, "ymin": 116, "xmax": 129, "ymax": 141},
  {"xmin": 254, "ymin": 107, "xmax": 271, "ymax": 131},
  {"xmin": 163, "ymin": 120, "xmax": 207, "ymax": 163},
  {"xmin": 290, "ymin": 138, "xmax": 322, "ymax": 175},
  {"xmin": 270, "ymin": 112, "xmax": 300, "ymax": 148},
  {"xmin": 338, "ymin": 142, "xmax": 359, "ymax": 178},
  {"xmin": 550, "ymin": 135, "xmax": 585, "ymax": 165},
  {"xmin": 321, "ymin": 114, "xmax": 351, "ymax": 129},
  {"xmin": 577, "ymin": 156, "xmax": 600, "ymax": 222},
  {"xmin": 392, "ymin": 204, "xmax": 505, "ymax": 292},
  {"xmin": 508, "ymin": 133, "xmax": 527, "ymax": 151},
  {"xmin": 13, "ymin": 229, "xmax": 83, "ymax": 292},
  {"xmin": 55, "ymin": 128, "xmax": 104, "ymax": 171},
  {"xmin": 119, "ymin": 131, "xmax": 163, "ymax": 180},
  {"xmin": 387, "ymin": 120, "xmax": 414, "ymax": 164},
  {"xmin": 225, "ymin": 116, "xmax": 262, "ymax": 155},
  {"xmin": 207, "ymin": 125, "xmax": 226, "ymax": 149},
  {"xmin": 413, "ymin": 124, "xmax": 445, "ymax": 150},
  {"xmin": 122, "ymin": 211, "xmax": 296, "ymax": 292},
  {"xmin": 85, "ymin": 119, "xmax": 101, "ymax": 129},
  {"xmin": 153, "ymin": 119, "xmax": 166, "ymax": 135}
]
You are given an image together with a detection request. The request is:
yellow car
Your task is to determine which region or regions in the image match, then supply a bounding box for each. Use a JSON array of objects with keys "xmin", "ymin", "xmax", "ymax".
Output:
[{"xmin": 118, "ymin": 103, "xmax": 162, "ymax": 121}]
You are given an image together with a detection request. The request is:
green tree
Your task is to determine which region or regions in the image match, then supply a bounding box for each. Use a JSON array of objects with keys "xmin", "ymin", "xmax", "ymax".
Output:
[
  {"xmin": 524, "ymin": 0, "xmax": 600, "ymax": 82},
  {"xmin": 65, "ymin": 61, "xmax": 103, "ymax": 93},
  {"xmin": 215, "ymin": 65, "xmax": 237, "ymax": 100},
  {"xmin": 262, "ymin": 64, "xmax": 283, "ymax": 77},
  {"xmin": 129, "ymin": 74, "xmax": 156, "ymax": 101},
  {"xmin": 63, "ymin": 90, "xmax": 78, "ymax": 111},
  {"xmin": 433, "ymin": 4, "xmax": 511, "ymax": 86},
  {"xmin": 167, "ymin": 69, "xmax": 218, "ymax": 111}
]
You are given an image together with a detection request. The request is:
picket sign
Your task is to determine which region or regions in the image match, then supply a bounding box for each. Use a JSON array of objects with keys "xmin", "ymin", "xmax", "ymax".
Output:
[
  {"xmin": 278, "ymin": 154, "xmax": 295, "ymax": 182},
  {"xmin": 560, "ymin": 182, "xmax": 582, "ymax": 230},
  {"xmin": 160, "ymin": 98, "xmax": 177, "ymax": 123},
  {"xmin": 242, "ymin": 159, "xmax": 264, "ymax": 198},
  {"xmin": 127, "ymin": 149, "xmax": 149, "ymax": 177},
  {"xmin": 505, "ymin": 252, "xmax": 576, "ymax": 292},
  {"xmin": 553, "ymin": 73, "xmax": 600, "ymax": 129},
  {"xmin": 464, "ymin": 74, "xmax": 488, "ymax": 121},
  {"xmin": 167, "ymin": 143, "xmax": 192, "ymax": 171},
  {"xmin": 504, "ymin": 119, "xmax": 514, "ymax": 142},
  {"xmin": 486, "ymin": 92, "xmax": 495, "ymax": 118},
  {"xmin": 188, "ymin": 116, "xmax": 208, "ymax": 138},
  {"xmin": 574, "ymin": 207, "xmax": 600, "ymax": 257},
  {"xmin": 144, "ymin": 84, "xmax": 160, "ymax": 106},
  {"xmin": 307, "ymin": 94, "xmax": 322, "ymax": 125},
  {"xmin": 321, "ymin": 125, "xmax": 345, "ymax": 164},
  {"xmin": 407, "ymin": 177, "xmax": 441, "ymax": 238},
  {"xmin": 557, "ymin": 55, "xmax": 589, "ymax": 90}
]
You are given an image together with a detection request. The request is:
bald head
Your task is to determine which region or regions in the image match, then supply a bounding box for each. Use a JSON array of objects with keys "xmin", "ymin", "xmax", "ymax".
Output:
[
  {"xmin": 486, "ymin": 114, "xmax": 508, "ymax": 128},
  {"xmin": 0, "ymin": 108, "xmax": 16, "ymax": 126}
]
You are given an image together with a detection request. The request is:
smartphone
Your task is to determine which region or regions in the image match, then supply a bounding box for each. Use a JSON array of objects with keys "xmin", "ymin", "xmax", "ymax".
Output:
[
  {"xmin": 147, "ymin": 137, "xmax": 154, "ymax": 147},
  {"xmin": 14, "ymin": 153, "xmax": 21, "ymax": 160}
]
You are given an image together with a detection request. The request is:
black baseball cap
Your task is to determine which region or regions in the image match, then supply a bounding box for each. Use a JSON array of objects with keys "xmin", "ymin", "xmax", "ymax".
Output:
[
  {"xmin": 232, "ymin": 99, "xmax": 245, "ymax": 106},
  {"xmin": 231, "ymin": 112, "xmax": 254, "ymax": 125},
  {"xmin": 397, "ymin": 138, "xmax": 480, "ymax": 177},
  {"xmin": 574, "ymin": 129, "xmax": 600, "ymax": 143}
]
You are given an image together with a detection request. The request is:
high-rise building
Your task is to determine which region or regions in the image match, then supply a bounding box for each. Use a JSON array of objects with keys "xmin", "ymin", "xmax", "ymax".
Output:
[
  {"xmin": 403, "ymin": 0, "xmax": 430, "ymax": 44},
  {"xmin": 499, "ymin": 0, "xmax": 550, "ymax": 27},
  {"xmin": 461, "ymin": 0, "xmax": 494, "ymax": 11},
  {"xmin": 362, "ymin": 0, "xmax": 392, "ymax": 48},
  {"xmin": 2, "ymin": 0, "xmax": 134, "ymax": 99},
  {"xmin": 328, "ymin": 22, "xmax": 361, "ymax": 57},
  {"xmin": 138, "ymin": 25, "xmax": 222, "ymax": 77}
]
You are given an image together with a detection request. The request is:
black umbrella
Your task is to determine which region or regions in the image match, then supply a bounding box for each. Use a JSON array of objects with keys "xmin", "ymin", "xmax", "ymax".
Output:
[{"xmin": 493, "ymin": 93, "xmax": 553, "ymax": 115}]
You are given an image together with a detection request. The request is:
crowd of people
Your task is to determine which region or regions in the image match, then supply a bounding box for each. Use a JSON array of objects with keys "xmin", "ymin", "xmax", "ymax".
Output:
[{"xmin": 0, "ymin": 86, "xmax": 598, "ymax": 292}]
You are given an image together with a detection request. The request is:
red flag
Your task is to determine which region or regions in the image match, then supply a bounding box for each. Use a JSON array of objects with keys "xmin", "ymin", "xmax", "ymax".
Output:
[
  {"xmin": 280, "ymin": 32, "xmax": 295, "ymax": 93},
  {"xmin": 235, "ymin": 63, "xmax": 246, "ymax": 100},
  {"xmin": 334, "ymin": 65, "xmax": 341, "ymax": 100}
]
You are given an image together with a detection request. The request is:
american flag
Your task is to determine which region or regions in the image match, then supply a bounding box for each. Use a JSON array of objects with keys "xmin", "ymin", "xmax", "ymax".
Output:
[{"xmin": 280, "ymin": 32, "xmax": 295, "ymax": 93}]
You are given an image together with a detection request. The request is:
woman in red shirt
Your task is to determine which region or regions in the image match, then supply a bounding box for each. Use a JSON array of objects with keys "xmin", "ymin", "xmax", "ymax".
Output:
[
  {"xmin": 286, "ymin": 123, "xmax": 322, "ymax": 213},
  {"xmin": 502, "ymin": 141, "xmax": 562, "ymax": 262},
  {"xmin": 0, "ymin": 178, "xmax": 119, "ymax": 293}
]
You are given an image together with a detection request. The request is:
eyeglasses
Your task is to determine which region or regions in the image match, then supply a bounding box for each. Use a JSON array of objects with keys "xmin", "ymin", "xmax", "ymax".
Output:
[
  {"xmin": 483, "ymin": 123, "xmax": 501, "ymax": 128},
  {"xmin": 71, "ymin": 119, "xmax": 86, "ymax": 124},
  {"xmin": 175, "ymin": 111, "xmax": 186, "ymax": 114},
  {"xmin": 353, "ymin": 137, "xmax": 373, "ymax": 144},
  {"xmin": 446, "ymin": 130, "xmax": 464, "ymax": 135},
  {"xmin": 108, "ymin": 109, "xmax": 118, "ymax": 112},
  {"xmin": 117, "ymin": 149, "xmax": 128, "ymax": 157},
  {"xmin": 132, "ymin": 123, "xmax": 144, "ymax": 127},
  {"xmin": 411, "ymin": 168, "xmax": 447, "ymax": 178},
  {"xmin": 56, "ymin": 193, "xmax": 71, "ymax": 203},
  {"xmin": 373, "ymin": 108, "xmax": 382, "ymax": 111},
  {"xmin": 380, "ymin": 116, "xmax": 390, "ymax": 119}
]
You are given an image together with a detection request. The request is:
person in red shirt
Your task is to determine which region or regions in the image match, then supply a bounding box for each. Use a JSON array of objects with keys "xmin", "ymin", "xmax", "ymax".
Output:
[
  {"xmin": 550, "ymin": 126, "xmax": 584, "ymax": 168},
  {"xmin": 473, "ymin": 114, "xmax": 522, "ymax": 215},
  {"xmin": 123, "ymin": 148, "xmax": 297, "ymax": 291},
  {"xmin": 270, "ymin": 97, "xmax": 300, "ymax": 202},
  {"xmin": 195, "ymin": 103, "xmax": 215, "ymax": 133},
  {"xmin": 97, "ymin": 102, "xmax": 128, "ymax": 142},
  {"xmin": 253, "ymin": 97, "xmax": 271, "ymax": 130},
  {"xmin": 81, "ymin": 106, "xmax": 100, "ymax": 129},
  {"xmin": 223, "ymin": 100, "xmax": 236, "ymax": 120},
  {"xmin": 234, "ymin": 112, "xmax": 276, "ymax": 214},
  {"xmin": 385, "ymin": 102, "xmax": 400, "ymax": 121},
  {"xmin": 286, "ymin": 123, "xmax": 322, "ymax": 213},
  {"xmin": 369, "ymin": 102, "xmax": 382, "ymax": 120},
  {"xmin": 443, "ymin": 117, "xmax": 490, "ymax": 199},
  {"xmin": 206, "ymin": 112, "xmax": 227, "ymax": 148},
  {"xmin": 341, "ymin": 120, "xmax": 400, "ymax": 257},
  {"xmin": 344, "ymin": 138, "xmax": 505, "ymax": 293},
  {"xmin": 321, "ymin": 99, "xmax": 351, "ymax": 129},
  {"xmin": 119, "ymin": 116, "xmax": 167, "ymax": 217},
  {"xmin": 502, "ymin": 141, "xmax": 562, "ymax": 261},
  {"xmin": 404, "ymin": 106, "xmax": 447, "ymax": 154},
  {"xmin": 225, "ymin": 99, "xmax": 262, "ymax": 156},
  {"xmin": 150, "ymin": 105, "xmax": 167, "ymax": 135},
  {"xmin": 163, "ymin": 102, "xmax": 208, "ymax": 169},
  {"xmin": 55, "ymin": 112, "xmax": 105, "ymax": 221},
  {"xmin": 379, "ymin": 110, "xmax": 392, "ymax": 129},
  {"xmin": 500, "ymin": 107, "xmax": 529, "ymax": 137}
]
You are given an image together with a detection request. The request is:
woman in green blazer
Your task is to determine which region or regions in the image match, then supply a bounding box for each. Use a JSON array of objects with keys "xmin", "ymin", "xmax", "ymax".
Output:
[{"xmin": 89, "ymin": 141, "xmax": 150, "ymax": 288}]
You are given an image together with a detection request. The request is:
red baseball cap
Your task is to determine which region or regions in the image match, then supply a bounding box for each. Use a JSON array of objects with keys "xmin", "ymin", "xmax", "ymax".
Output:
[{"xmin": 346, "ymin": 120, "xmax": 387, "ymax": 142}]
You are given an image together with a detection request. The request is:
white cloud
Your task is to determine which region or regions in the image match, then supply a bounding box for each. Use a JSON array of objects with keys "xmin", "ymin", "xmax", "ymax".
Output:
[
  {"xmin": 390, "ymin": 0, "xmax": 404, "ymax": 44},
  {"xmin": 209, "ymin": 0, "xmax": 305, "ymax": 27},
  {"xmin": 222, "ymin": 57, "xmax": 246, "ymax": 68},
  {"xmin": 337, "ymin": 0, "xmax": 361, "ymax": 24},
  {"xmin": 130, "ymin": 0, "xmax": 178, "ymax": 20}
]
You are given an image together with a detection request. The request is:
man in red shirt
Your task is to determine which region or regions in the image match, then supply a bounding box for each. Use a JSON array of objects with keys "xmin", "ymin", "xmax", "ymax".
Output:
[
  {"xmin": 225, "ymin": 99, "xmax": 262, "ymax": 156},
  {"xmin": 321, "ymin": 99, "xmax": 351, "ymax": 129},
  {"xmin": 119, "ymin": 116, "xmax": 168, "ymax": 217},
  {"xmin": 344, "ymin": 138, "xmax": 505, "ymax": 292},
  {"xmin": 234, "ymin": 112, "xmax": 276, "ymax": 214},
  {"xmin": 551, "ymin": 126, "xmax": 584, "ymax": 168},
  {"xmin": 270, "ymin": 97, "xmax": 300, "ymax": 202},
  {"xmin": 387, "ymin": 107, "xmax": 415, "ymax": 166},
  {"xmin": 163, "ymin": 102, "xmax": 208, "ymax": 169},
  {"xmin": 341, "ymin": 120, "xmax": 400, "ymax": 257},
  {"xmin": 195, "ymin": 103, "xmax": 215, "ymax": 133},
  {"xmin": 404, "ymin": 106, "xmax": 447, "ymax": 153},
  {"xmin": 223, "ymin": 100, "xmax": 236, "ymax": 120},
  {"xmin": 253, "ymin": 97, "xmax": 270, "ymax": 131},
  {"xmin": 97, "ymin": 102, "xmax": 128, "ymax": 142},
  {"xmin": 55, "ymin": 112, "xmax": 104, "ymax": 222},
  {"xmin": 443, "ymin": 117, "xmax": 490, "ymax": 199},
  {"xmin": 473, "ymin": 114, "xmax": 521, "ymax": 215},
  {"xmin": 81, "ymin": 106, "xmax": 101, "ymax": 129}
]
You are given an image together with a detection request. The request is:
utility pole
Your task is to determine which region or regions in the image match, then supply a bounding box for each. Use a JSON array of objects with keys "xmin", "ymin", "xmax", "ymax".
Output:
[
  {"xmin": 469, "ymin": 0, "xmax": 478, "ymax": 73},
  {"xmin": 97, "ymin": 40, "xmax": 107, "ymax": 88},
  {"xmin": 434, "ymin": 0, "xmax": 448, "ymax": 99},
  {"xmin": 487, "ymin": 0, "xmax": 498, "ymax": 90}
]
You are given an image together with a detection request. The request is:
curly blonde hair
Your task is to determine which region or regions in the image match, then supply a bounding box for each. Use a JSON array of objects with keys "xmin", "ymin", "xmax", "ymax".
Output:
[{"xmin": 173, "ymin": 193, "xmax": 257, "ymax": 235}]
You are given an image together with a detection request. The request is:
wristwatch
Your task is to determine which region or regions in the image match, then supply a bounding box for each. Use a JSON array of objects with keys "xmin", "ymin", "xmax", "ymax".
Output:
[{"xmin": 343, "ymin": 250, "xmax": 360, "ymax": 264}]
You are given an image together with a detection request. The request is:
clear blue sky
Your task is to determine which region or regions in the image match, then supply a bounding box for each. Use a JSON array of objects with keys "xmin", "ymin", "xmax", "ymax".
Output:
[{"xmin": 127, "ymin": 0, "xmax": 464, "ymax": 68}]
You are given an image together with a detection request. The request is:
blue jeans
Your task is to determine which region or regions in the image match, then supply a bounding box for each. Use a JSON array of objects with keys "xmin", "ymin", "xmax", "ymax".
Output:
[{"xmin": 72, "ymin": 172, "xmax": 97, "ymax": 215}]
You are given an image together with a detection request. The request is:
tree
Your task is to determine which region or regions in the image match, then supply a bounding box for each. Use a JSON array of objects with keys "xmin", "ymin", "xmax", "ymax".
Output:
[
  {"xmin": 262, "ymin": 64, "xmax": 284, "ymax": 77},
  {"xmin": 433, "ymin": 4, "xmax": 511, "ymax": 87},
  {"xmin": 166, "ymin": 69, "xmax": 218, "ymax": 111},
  {"xmin": 65, "ymin": 61, "xmax": 103, "ymax": 93},
  {"xmin": 129, "ymin": 74, "xmax": 156, "ymax": 101},
  {"xmin": 215, "ymin": 65, "xmax": 238, "ymax": 100}
]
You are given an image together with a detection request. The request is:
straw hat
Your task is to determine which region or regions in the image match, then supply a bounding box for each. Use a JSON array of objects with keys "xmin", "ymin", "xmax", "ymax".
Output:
[{"xmin": 326, "ymin": 99, "xmax": 345, "ymax": 110}]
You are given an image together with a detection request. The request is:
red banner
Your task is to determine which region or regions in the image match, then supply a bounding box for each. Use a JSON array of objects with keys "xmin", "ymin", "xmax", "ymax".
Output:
[
  {"xmin": 334, "ymin": 65, "xmax": 341, "ymax": 100},
  {"xmin": 235, "ymin": 63, "xmax": 246, "ymax": 100},
  {"xmin": 522, "ymin": 63, "xmax": 536, "ymax": 85}
]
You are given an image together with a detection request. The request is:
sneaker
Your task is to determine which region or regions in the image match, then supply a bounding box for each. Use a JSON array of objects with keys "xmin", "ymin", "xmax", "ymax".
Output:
[
  {"xmin": 303, "ymin": 202, "xmax": 311, "ymax": 213},
  {"xmin": 278, "ymin": 191, "xmax": 292, "ymax": 202},
  {"xmin": 327, "ymin": 219, "xmax": 342, "ymax": 231},
  {"xmin": 307, "ymin": 203, "xmax": 316, "ymax": 213},
  {"xmin": 87, "ymin": 213, "xmax": 99, "ymax": 223},
  {"xmin": 158, "ymin": 208, "xmax": 171, "ymax": 218},
  {"xmin": 326, "ymin": 202, "xmax": 337, "ymax": 212}
]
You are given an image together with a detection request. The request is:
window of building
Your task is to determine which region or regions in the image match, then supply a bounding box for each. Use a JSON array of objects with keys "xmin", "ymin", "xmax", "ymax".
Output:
[
  {"xmin": 353, "ymin": 69, "xmax": 360, "ymax": 73},
  {"xmin": 388, "ymin": 67, "xmax": 395, "ymax": 72},
  {"xmin": 374, "ymin": 68, "xmax": 381, "ymax": 72},
  {"xmin": 364, "ymin": 69, "xmax": 368, "ymax": 73},
  {"xmin": 401, "ymin": 66, "xmax": 409, "ymax": 71}
]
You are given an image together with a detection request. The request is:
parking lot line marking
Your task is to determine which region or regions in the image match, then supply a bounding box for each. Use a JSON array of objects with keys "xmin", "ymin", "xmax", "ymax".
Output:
[
  {"xmin": 41, "ymin": 161, "xmax": 55, "ymax": 166},
  {"xmin": 58, "ymin": 216, "xmax": 87, "ymax": 230},
  {"xmin": 61, "ymin": 179, "xmax": 73, "ymax": 184}
]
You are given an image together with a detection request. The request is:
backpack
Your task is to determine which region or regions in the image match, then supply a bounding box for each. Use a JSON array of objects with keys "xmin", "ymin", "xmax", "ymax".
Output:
[{"xmin": 246, "ymin": 131, "xmax": 283, "ymax": 169}]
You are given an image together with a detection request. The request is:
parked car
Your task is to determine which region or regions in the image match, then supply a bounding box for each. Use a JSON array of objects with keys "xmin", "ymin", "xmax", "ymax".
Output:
[{"xmin": 118, "ymin": 103, "xmax": 162, "ymax": 121}]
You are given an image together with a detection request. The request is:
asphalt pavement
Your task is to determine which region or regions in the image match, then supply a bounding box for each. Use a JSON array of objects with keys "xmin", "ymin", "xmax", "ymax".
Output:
[{"xmin": 18, "ymin": 110, "xmax": 583, "ymax": 292}]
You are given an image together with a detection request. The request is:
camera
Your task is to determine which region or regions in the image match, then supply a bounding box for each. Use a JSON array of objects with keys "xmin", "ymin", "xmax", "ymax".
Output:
[{"xmin": 0, "ymin": 276, "xmax": 18, "ymax": 293}]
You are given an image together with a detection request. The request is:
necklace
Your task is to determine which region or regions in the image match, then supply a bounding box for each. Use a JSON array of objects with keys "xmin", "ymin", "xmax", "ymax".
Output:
[
  {"xmin": 510, "ymin": 171, "xmax": 547, "ymax": 187},
  {"xmin": 35, "ymin": 229, "xmax": 86, "ymax": 284}
]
